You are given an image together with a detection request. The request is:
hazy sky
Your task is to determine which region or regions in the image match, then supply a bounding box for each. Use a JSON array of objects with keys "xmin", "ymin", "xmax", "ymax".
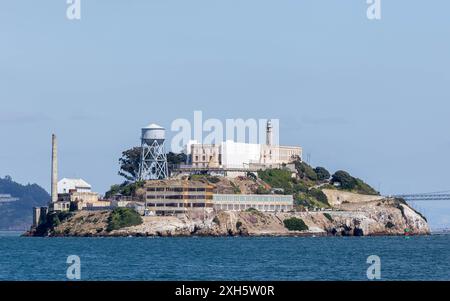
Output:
[{"xmin": 1, "ymin": 1, "xmax": 449, "ymax": 228}]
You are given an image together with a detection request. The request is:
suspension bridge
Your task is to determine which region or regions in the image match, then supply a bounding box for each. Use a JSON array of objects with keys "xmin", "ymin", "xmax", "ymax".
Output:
[
  {"xmin": 390, "ymin": 191, "xmax": 450, "ymax": 220},
  {"xmin": 393, "ymin": 191, "xmax": 450, "ymax": 201}
]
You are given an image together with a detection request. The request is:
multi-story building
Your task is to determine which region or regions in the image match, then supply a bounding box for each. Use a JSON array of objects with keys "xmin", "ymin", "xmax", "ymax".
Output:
[
  {"xmin": 51, "ymin": 177, "xmax": 106, "ymax": 212},
  {"xmin": 144, "ymin": 180, "xmax": 294, "ymax": 215},
  {"xmin": 58, "ymin": 191, "xmax": 111, "ymax": 210},
  {"xmin": 144, "ymin": 180, "xmax": 214, "ymax": 215},
  {"xmin": 184, "ymin": 121, "xmax": 302, "ymax": 171},
  {"xmin": 189, "ymin": 144, "xmax": 221, "ymax": 168},
  {"xmin": 186, "ymin": 140, "xmax": 301, "ymax": 170}
]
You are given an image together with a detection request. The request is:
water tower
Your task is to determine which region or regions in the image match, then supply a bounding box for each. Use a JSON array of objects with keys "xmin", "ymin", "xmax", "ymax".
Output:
[{"xmin": 138, "ymin": 123, "xmax": 169, "ymax": 180}]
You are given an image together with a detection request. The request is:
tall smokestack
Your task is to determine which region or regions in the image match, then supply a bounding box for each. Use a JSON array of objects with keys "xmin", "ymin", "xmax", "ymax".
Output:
[
  {"xmin": 51, "ymin": 134, "xmax": 58, "ymax": 203},
  {"xmin": 266, "ymin": 120, "xmax": 273, "ymax": 146}
]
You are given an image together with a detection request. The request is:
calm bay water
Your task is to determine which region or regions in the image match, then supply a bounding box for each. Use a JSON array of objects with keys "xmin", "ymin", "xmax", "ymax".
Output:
[{"xmin": 0, "ymin": 232, "xmax": 449, "ymax": 280}]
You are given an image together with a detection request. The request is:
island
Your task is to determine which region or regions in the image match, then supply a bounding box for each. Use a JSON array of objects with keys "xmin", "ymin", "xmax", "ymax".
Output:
[
  {"xmin": 25, "ymin": 166, "xmax": 430, "ymax": 237},
  {"xmin": 24, "ymin": 127, "xmax": 430, "ymax": 238}
]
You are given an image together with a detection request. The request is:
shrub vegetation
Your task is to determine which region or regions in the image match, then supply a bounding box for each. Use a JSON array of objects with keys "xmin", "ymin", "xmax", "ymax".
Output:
[
  {"xmin": 308, "ymin": 189, "xmax": 329, "ymax": 205},
  {"xmin": 34, "ymin": 211, "xmax": 74, "ymax": 236},
  {"xmin": 189, "ymin": 174, "xmax": 221, "ymax": 184},
  {"xmin": 323, "ymin": 213, "xmax": 333, "ymax": 222},
  {"xmin": 259, "ymin": 166, "xmax": 330, "ymax": 209},
  {"xmin": 107, "ymin": 208, "xmax": 143, "ymax": 232},
  {"xmin": 230, "ymin": 182, "xmax": 241, "ymax": 194},
  {"xmin": 258, "ymin": 169, "xmax": 294, "ymax": 194},
  {"xmin": 256, "ymin": 185, "xmax": 271, "ymax": 194},
  {"xmin": 283, "ymin": 217, "xmax": 309, "ymax": 231}
]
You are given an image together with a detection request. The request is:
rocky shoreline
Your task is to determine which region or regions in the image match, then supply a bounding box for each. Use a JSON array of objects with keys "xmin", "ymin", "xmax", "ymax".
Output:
[{"xmin": 25, "ymin": 197, "xmax": 430, "ymax": 238}]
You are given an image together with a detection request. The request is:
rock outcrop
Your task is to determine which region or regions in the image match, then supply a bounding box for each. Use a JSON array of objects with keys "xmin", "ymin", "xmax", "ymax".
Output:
[{"xmin": 25, "ymin": 197, "xmax": 430, "ymax": 237}]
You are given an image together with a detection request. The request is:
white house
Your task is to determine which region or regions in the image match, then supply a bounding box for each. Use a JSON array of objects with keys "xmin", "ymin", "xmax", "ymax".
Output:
[{"xmin": 58, "ymin": 178, "xmax": 92, "ymax": 194}]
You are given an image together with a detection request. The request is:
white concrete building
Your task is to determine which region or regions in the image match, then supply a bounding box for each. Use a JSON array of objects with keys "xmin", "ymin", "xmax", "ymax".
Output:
[
  {"xmin": 221, "ymin": 140, "xmax": 261, "ymax": 169},
  {"xmin": 58, "ymin": 178, "xmax": 92, "ymax": 194},
  {"xmin": 184, "ymin": 120, "xmax": 302, "ymax": 171},
  {"xmin": 212, "ymin": 194, "xmax": 293, "ymax": 212},
  {"xmin": 187, "ymin": 141, "xmax": 302, "ymax": 170}
]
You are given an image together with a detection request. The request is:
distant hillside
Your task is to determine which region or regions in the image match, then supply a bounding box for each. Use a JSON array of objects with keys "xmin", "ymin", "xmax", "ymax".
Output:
[{"xmin": 0, "ymin": 176, "xmax": 49, "ymax": 230}]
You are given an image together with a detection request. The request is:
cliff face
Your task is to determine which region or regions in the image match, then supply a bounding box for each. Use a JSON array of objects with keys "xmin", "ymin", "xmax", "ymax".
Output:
[
  {"xmin": 321, "ymin": 189, "xmax": 430, "ymax": 235},
  {"xmin": 26, "ymin": 197, "xmax": 430, "ymax": 237}
]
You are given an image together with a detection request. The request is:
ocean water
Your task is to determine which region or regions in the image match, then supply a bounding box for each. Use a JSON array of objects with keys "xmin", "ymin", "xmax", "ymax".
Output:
[{"xmin": 0, "ymin": 232, "xmax": 449, "ymax": 281}]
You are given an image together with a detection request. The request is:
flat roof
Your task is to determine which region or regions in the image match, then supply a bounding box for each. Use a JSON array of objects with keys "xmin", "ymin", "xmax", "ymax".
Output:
[{"xmin": 144, "ymin": 179, "xmax": 214, "ymax": 188}]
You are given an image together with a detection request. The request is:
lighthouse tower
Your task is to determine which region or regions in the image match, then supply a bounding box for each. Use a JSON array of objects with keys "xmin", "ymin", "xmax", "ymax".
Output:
[{"xmin": 266, "ymin": 120, "xmax": 273, "ymax": 146}]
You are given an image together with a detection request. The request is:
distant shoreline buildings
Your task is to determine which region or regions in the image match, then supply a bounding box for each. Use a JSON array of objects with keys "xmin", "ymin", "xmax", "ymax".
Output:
[{"xmin": 0, "ymin": 194, "xmax": 19, "ymax": 203}]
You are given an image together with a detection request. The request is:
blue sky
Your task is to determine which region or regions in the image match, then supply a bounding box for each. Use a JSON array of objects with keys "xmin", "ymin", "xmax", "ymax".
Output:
[{"xmin": 1, "ymin": 1, "xmax": 449, "ymax": 228}]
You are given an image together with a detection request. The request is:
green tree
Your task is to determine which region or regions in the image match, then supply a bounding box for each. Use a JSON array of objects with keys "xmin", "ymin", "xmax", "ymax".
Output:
[
  {"xmin": 167, "ymin": 152, "xmax": 187, "ymax": 165},
  {"xmin": 294, "ymin": 161, "xmax": 318, "ymax": 181},
  {"xmin": 118, "ymin": 147, "xmax": 142, "ymax": 181},
  {"xmin": 331, "ymin": 170, "xmax": 356, "ymax": 190},
  {"xmin": 314, "ymin": 167, "xmax": 330, "ymax": 181},
  {"xmin": 105, "ymin": 184, "xmax": 121, "ymax": 199},
  {"xmin": 118, "ymin": 147, "xmax": 187, "ymax": 181},
  {"xmin": 105, "ymin": 181, "xmax": 145, "ymax": 198},
  {"xmin": 331, "ymin": 170, "xmax": 378, "ymax": 195}
]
